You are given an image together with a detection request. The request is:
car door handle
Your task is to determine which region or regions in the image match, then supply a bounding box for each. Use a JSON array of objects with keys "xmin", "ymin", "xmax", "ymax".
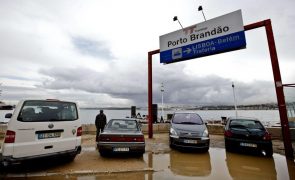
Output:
[{"xmin": 44, "ymin": 145, "xmax": 53, "ymax": 149}]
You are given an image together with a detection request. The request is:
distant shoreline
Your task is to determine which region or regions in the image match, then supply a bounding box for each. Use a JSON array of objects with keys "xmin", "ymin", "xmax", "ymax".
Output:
[{"xmin": 80, "ymin": 107, "xmax": 279, "ymax": 111}]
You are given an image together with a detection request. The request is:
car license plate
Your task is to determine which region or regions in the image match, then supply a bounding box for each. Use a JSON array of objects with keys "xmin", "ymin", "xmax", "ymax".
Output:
[
  {"xmin": 113, "ymin": 147, "xmax": 129, "ymax": 152},
  {"xmin": 38, "ymin": 132, "xmax": 61, "ymax": 139},
  {"xmin": 184, "ymin": 139, "xmax": 198, "ymax": 144},
  {"xmin": 240, "ymin": 142, "xmax": 257, "ymax": 148}
]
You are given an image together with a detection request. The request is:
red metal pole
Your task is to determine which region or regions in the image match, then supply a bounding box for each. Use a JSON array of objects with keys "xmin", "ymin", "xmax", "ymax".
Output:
[
  {"xmin": 244, "ymin": 20, "xmax": 266, "ymax": 31},
  {"xmin": 264, "ymin": 19, "xmax": 294, "ymax": 159},
  {"xmin": 244, "ymin": 19, "xmax": 294, "ymax": 159},
  {"xmin": 148, "ymin": 52, "xmax": 153, "ymax": 138},
  {"xmin": 148, "ymin": 49, "xmax": 160, "ymax": 139}
]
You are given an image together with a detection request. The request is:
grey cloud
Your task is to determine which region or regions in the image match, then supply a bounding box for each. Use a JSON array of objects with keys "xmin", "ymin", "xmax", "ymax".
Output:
[
  {"xmin": 72, "ymin": 36, "xmax": 114, "ymax": 59},
  {"xmin": 38, "ymin": 66, "xmax": 147, "ymax": 105},
  {"xmin": 38, "ymin": 65, "xmax": 280, "ymax": 107},
  {"xmin": 0, "ymin": 85, "xmax": 130, "ymax": 108},
  {"xmin": 1, "ymin": 75, "xmax": 38, "ymax": 81},
  {"xmin": 0, "ymin": 85, "xmax": 50, "ymax": 102}
]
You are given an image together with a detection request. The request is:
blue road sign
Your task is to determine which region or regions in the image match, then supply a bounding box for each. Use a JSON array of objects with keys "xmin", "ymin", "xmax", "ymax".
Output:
[
  {"xmin": 159, "ymin": 10, "xmax": 246, "ymax": 64},
  {"xmin": 160, "ymin": 31, "xmax": 246, "ymax": 63}
]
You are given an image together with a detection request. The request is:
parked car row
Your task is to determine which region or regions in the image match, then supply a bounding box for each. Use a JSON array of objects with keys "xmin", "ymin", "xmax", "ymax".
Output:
[
  {"xmin": 0, "ymin": 99, "xmax": 274, "ymax": 167},
  {"xmin": 168, "ymin": 112, "xmax": 273, "ymax": 157}
]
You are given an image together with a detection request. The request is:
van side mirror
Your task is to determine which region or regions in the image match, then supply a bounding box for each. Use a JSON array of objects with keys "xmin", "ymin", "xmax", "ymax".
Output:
[{"xmin": 5, "ymin": 113, "xmax": 12, "ymax": 118}]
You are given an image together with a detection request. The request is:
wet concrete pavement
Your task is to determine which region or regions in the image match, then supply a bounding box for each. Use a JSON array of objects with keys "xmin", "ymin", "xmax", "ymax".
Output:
[{"xmin": 1, "ymin": 134, "xmax": 295, "ymax": 179}]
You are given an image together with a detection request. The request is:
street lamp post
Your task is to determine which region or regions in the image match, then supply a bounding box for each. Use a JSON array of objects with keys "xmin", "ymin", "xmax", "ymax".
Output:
[
  {"xmin": 0, "ymin": 83, "xmax": 2, "ymax": 100},
  {"xmin": 198, "ymin": 6, "xmax": 207, "ymax": 21},
  {"xmin": 232, "ymin": 82, "xmax": 238, "ymax": 117},
  {"xmin": 161, "ymin": 83, "xmax": 164, "ymax": 122}
]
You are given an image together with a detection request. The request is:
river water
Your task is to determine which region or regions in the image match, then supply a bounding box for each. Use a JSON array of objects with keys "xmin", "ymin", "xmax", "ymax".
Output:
[{"xmin": 0, "ymin": 109, "xmax": 280, "ymax": 125}]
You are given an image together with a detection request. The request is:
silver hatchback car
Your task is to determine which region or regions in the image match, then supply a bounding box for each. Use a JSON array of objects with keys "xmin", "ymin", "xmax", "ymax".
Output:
[{"xmin": 169, "ymin": 112, "xmax": 210, "ymax": 151}]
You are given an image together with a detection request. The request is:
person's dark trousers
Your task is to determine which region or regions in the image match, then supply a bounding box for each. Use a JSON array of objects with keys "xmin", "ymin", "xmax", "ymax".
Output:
[{"xmin": 96, "ymin": 127, "xmax": 104, "ymax": 142}]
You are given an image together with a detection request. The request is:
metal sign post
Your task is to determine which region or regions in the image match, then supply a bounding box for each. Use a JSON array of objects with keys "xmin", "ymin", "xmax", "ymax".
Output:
[{"xmin": 147, "ymin": 19, "xmax": 294, "ymax": 159}]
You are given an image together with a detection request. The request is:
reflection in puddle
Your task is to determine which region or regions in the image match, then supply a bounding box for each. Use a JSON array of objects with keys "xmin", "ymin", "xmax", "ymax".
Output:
[
  {"xmin": 225, "ymin": 152, "xmax": 276, "ymax": 180},
  {"xmin": 143, "ymin": 148, "xmax": 295, "ymax": 180},
  {"xmin": 169, "ymin": 150, "xmax": 211, "ymax": 177}
]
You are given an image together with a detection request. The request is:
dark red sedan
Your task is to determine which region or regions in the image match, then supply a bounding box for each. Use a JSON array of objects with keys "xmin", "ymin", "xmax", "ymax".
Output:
[{"xmin": 97, "ymin": 119, "xmax": 145, "ymax": 157}]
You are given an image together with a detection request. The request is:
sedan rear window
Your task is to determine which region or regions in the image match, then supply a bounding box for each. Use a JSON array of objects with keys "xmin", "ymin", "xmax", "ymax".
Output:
[
  {"xmin": 18, "ymin": 100, "xmax": 78, "ymax": 122},
  {"xmin": 230, "ymin": 119, "xmax": 264, "ymax": 129},
  {"xmin": 106, "ymin": 119, "xmax": 139, "ymax": 131},
  {"xmin": 172, "ymin": 113, "xmax": 203, "ymax": 125}
]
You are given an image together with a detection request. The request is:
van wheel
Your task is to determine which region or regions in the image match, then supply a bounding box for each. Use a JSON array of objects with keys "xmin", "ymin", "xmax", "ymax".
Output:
[
  {"xmin": 99, "ymin": 150, "xmax": 108, "ymax": 157},
  {"xmin": 65, "ymin": 154, "xmax": 76, "ymax": 162}
]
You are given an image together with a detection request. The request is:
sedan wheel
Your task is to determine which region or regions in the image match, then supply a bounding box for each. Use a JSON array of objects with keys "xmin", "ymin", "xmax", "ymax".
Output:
[{"xmin": 99, "ymin": 150, "xmax": 108, "ymax": 157}]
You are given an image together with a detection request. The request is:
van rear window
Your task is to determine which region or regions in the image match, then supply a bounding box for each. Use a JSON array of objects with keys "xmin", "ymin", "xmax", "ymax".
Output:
[{"xmin": 17, "ymin": 100, "xmax": 78, "ymax": 122}]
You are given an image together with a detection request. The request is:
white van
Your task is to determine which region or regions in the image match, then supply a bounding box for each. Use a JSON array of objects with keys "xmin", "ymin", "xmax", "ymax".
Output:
[{"xmin": 0, "ymin": 99, "xmax": 82, "ymax": 166}]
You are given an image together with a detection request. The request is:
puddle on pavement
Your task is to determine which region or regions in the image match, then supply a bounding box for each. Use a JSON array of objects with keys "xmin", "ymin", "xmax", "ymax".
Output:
[
  {"xmin": 1, "ymin": 148, "xmax": 295, "ymax": 180},
  {"xmin": 140, "ymin": 148, "xmax": 295, "ymax": 180}
]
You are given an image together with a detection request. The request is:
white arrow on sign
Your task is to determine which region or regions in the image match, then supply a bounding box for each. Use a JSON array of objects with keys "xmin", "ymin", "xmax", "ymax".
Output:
[{"xmin": 183, "ymin": 48, "xmax": 192, "ymax": 54}]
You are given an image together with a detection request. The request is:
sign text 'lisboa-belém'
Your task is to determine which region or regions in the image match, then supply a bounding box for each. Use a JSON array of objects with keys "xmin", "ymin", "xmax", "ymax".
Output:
[{"xmin": 159, "ymin": 10, "xmax": 246, "ymax": 64}]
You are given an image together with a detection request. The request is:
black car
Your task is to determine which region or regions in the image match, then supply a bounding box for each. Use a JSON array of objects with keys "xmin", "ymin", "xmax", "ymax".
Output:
[
  {"xmin": 169, "ymin": 112, "xmax": 210, "ymax": 151},
  {"xmin": 224, "ymin": 117, "xmax": 273, "ymax": 156}
]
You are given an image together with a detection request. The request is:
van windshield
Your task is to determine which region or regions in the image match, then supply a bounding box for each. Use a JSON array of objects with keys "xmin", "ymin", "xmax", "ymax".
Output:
[{"xmin": 18, "ymin": 100, "xmax": 78, "ymax": 122}]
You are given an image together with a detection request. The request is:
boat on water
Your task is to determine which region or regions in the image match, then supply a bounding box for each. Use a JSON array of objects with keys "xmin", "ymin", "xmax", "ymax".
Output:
[{"xmin": 0, "ymin": 101, "xmax": 13, "ymax": 110}]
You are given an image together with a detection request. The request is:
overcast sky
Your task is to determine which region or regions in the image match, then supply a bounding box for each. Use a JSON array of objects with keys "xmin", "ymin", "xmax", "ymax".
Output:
[{"xmin": 0, "ymin": 0, "xmax": 294, "ymax": 107}]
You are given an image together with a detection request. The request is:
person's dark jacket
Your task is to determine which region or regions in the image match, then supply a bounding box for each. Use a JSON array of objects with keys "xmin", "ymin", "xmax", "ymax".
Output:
[{"xmin": 95, "ymin": 113, "xmax": 107, "ymax": 129}]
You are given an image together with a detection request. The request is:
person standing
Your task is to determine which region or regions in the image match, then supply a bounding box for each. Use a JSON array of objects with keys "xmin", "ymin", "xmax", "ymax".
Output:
[{"xmin": 95, "ymin": 109, "xmax": 107, "ymax": 142}]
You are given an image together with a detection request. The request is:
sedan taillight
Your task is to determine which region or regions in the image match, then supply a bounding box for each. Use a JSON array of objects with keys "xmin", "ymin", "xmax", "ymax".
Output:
[
  {"xmin": 224, "ymin": 130, "xmax": 233, "ymax": 137},
  {"xmin": 132, "ymin": 136, "xmax": 145, "ymax": 142},
  {"xmin": 100, "ymin": 136, "xmax": 145, "ymax": 142},
  {"xmin": 4, "ymin": 130, "xmax": 16, "ymax": 143},
  {"xmin": 99, "ymin": 136, "xmax": 110, "ymax": 141},
  {"xmin": 77, "ymin": 126, "xmax": 82, "ymax": 136},
  {"xmin": 263, "ymin": 132, "xmax": 272, "ymax": 141}
]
